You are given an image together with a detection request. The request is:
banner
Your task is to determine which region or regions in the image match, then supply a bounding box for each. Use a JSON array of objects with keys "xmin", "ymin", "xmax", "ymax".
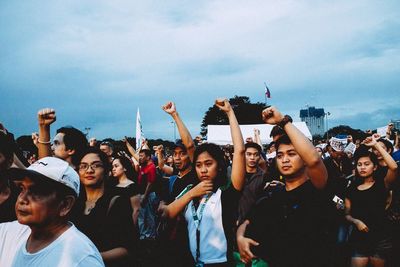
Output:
[{"xmin": 136, "ymin": 108, "xmax": 144, "ymax": 149}]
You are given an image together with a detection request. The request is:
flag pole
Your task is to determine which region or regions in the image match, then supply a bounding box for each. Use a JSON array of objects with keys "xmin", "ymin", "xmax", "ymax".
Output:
[{"xmin": 264, "ymin": 82, "xmax": 268, "ymax": 106}]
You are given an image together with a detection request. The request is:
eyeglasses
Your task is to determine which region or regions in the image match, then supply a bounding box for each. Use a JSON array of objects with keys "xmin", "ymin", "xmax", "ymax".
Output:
[{"xmin": 78, "ymin": 162, "xmax": 104, "ymax": 171}]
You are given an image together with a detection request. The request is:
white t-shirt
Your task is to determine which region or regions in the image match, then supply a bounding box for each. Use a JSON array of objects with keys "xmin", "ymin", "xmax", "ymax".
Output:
[{"xmin": 0, "ymin": 221, "xmax": 104, "ymax": 267}]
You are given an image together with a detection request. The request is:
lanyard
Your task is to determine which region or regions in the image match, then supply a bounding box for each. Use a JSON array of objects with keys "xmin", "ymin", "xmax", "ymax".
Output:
[{"xmin": 191, "ymin": 193, "xmax": 212, "ymax": 264}]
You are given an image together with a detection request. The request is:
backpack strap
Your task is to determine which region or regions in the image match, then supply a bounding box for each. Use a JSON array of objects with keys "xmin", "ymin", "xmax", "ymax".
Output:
[
  {"xmin": 169, "ymin": 175, "xmax": 178, "ymax": 194},
  {"xmin": 107, "ymin": 195, "xmax": 120, "ymax": 216}
]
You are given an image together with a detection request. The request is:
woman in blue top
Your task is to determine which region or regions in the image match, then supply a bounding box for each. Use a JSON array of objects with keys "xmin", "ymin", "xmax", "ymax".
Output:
[{"xmin": 165, "ymin": 98, "xmax": 245, "ymax": 266}]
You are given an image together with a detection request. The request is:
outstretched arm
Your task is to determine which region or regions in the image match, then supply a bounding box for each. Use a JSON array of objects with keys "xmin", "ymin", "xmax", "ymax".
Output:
[
  {"xmin": 37, "ymin": 108, "xmax": 56, "ymax": 159},
  {"xmin": 162, "ymin": 102, "xmax": 195, "ymax": 162},
  {"xmin": 215, "ymin": 98, "xmax": 245, "ymax": 191},
  {"xmin": 262, "ymin": 106, "xmax": 328, "ymax": 189}
]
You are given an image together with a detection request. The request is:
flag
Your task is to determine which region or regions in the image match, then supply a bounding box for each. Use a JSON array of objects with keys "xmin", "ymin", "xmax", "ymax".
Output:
[
  {"xmin": 265, "ymin": 82, "xmax": 271, "ymax": 98},
  {"xmin": 136, "ymin": 108, "xmax": 144, "ymax": 150}
]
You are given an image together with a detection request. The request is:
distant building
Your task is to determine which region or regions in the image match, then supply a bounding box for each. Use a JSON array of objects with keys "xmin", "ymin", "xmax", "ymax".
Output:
[{"xmin": 300, "ymin": 106, "xmax": 325, "ymax": 136}]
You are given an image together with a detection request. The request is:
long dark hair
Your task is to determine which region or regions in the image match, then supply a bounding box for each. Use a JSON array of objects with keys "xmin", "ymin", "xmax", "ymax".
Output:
[
  {"xmin": 193, "ymin": 143, "xmax": 228, "ymax": 189},
  {"xmin": 112, "ymin": 156, "xmax": 137, "ymax": 182}
]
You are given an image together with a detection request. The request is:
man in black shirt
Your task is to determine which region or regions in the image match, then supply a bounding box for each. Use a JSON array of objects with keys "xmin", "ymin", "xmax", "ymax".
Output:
[{"xmin": 237, "ymin": 106, "xmax": 329, "ymax": 267}]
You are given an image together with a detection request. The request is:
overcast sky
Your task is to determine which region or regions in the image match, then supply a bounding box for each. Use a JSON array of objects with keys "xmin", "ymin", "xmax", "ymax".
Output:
[{"xmin": 1, "ymin": 0, "xmax": 399, "ymax": 141}]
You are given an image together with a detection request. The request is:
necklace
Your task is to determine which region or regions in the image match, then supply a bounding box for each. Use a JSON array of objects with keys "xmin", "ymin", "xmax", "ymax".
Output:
[{"xmin": 85, "ymin": 200, "xmax": 97, "ymax": 214}]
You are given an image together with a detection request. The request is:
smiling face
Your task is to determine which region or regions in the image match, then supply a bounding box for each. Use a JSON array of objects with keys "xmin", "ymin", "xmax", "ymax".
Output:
[
  {"xmin": 276, "ymin": 143, "xmax": 305, "ymax": 179},
  {"xmin": 79, "ymin": 153, "xmax": 105, "ymax": 188},
  {"xmin": 14, "ymin": 177, "xmax": 61, "ymax": 227},
  {"xmin": 195, "ymin": 151, "xmax": 219, "ymax": 182}
]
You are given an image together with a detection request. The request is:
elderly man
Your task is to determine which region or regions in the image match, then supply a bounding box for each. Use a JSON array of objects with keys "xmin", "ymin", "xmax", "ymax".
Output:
[{"xmin": 0, "ymin": 157, "xmax": 104, "ymax": 267}]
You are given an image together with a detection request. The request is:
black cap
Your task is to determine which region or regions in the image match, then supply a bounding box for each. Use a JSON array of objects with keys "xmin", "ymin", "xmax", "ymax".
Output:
[{"xmin": 173, "ymin": 139, "xmax": 187, "ymax": 151}]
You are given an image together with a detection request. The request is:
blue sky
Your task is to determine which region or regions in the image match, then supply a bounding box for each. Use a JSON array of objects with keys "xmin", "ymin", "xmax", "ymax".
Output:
[{"xmin": 1, "ymin": 0, "xmax": 399, "ymax": 141}]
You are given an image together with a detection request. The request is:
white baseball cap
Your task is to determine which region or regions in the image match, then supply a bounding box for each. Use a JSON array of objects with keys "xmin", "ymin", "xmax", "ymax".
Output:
[{"xmin": 9, "ymin": 157, "xmax": 80, "ymax": 196}]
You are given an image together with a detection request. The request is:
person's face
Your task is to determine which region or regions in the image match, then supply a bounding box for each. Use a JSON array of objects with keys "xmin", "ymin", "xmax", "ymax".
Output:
[
  {"xmin": 245, "ymin": 147, "xmax": 261, "ymax": 169},
  {"xmin": 268, "ymin": 144, "xmax": 276, "ymax": 153},
  {"xmin": 89, "ymin": 138, "xmax": 97, "ymax": 147},
  {"xmin": 347, "ymin": 135, "xmax": 353, "ymax": 143},
  {"xmin": 195, "ymin": 152, "xmax": 219, "ymax": 182},
  {"xmin": 139, "ymin": 152, "xmax": 149, "ymax": 165},
  {"xmin": 52, "ymin": 133, "xmax": 70, "ymax": 160},
  {"xmin": 276, "ymin": 144, "xmax": 305, "ymax": 178},
  {"xmin": 356, "ymin": 156, "xmax": 376, "ymax": 178},
  {"xmin": 14, "ymin": 177, "xmax": 60, "ymax": 227},
  {"xmin": 173, "ymin": 147, "xmax": 190, "ymax": 171},
  {"xmin": 112, "ymin": 159, "xmax": 125, "ymax": 178},
  {"xmin": 100, "ymin": 144, "xmax": 113, "ymax": 157},
  {"xmin": 373, "ymin": 141, "xmax": 388, "ymax": 161},
  {"xmin": 79, "ymin": 153, "xmax": 105, "ymax": 188}
]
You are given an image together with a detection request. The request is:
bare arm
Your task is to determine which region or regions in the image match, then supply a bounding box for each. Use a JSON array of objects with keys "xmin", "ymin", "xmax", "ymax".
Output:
[
  {"xmin": 162, "ymin": 102, "xmax": 195, "ymax": 162},
  {"xmin": 166, "ymin": 180, "xmax": 213, "ymax": 219},
  {"xmin": 37, "ymin": 108, "xmax": 56, "ymax": 159},
  {"xmin": 215, "ymin": 99, "xmax": 246, "ymax": 191},
  {"xmin": 236, "ymin": 220, "xmax": 259, "ymax": 264},
  {"xmin": 124, "ymin": 137, "xmax": 139, "ymax": 162},
  {"xmin": 101, "ymin": 248, "xmax": 129, "ymax": 264},
  {"xmin": 345, "ymin": 198, "xmax": 369, "ymax": 232},
  {"xmin": 155, "ymin": 146, "xmax": 174, "ymax": 175},
  {"xmin": 364, "ymin": 135, "xmax": 398, "ymax": 188},
  {"xmin": 262, "ymin": 106, "xmax": 328, "ymax": 189},
  {"xmin": 131, "ymin": 195, "xmax": 140, "ymax": 225},
  {"xmin": 254, "ymin": 129, "xmax": 263, "ymax": 149}
]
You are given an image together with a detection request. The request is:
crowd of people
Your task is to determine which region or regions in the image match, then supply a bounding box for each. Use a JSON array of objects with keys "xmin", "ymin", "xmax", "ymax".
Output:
[{"xmin": 0, "ymin": 99, "xmax": 399, "ymax": 267}]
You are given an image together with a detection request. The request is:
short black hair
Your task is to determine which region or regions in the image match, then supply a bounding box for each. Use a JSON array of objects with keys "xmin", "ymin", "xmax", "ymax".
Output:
[
  {"xmin": 275, "ymin": 134, "xmax": 292, "ymax": 151},
  {"xmin": 57, "ymin": 127, "xmax": 88, "ymax": 167},
  {"xmin": 140, "ymin": 149, "xmax": 152, "ymax": 158},
  {"xmin": 245, "ymin": 142, "xmax": 262, "ymax": 154},
  {"xmin": 270, "ymin": 125, "xmax": 285, "ymax": 138}
]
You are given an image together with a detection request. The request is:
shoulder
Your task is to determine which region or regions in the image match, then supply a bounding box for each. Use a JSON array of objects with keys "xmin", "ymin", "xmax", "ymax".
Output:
[
  {"xmin": 65, "ymin": 225, "xmax": 104, "ymax": 266},
  {"xmin": 0, "ymin": 220, "xmax": 30, "ymax": 238}
]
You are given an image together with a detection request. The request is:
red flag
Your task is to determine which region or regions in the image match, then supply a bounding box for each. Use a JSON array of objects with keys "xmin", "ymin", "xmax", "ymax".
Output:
[{"xmin": 265, "ymin": 83, "xmax": 271, "ymax": 98}]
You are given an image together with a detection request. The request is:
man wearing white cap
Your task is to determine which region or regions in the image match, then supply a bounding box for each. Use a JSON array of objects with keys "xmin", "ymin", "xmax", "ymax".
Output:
[{"xmin": 0, "ymin": 157, "xmax": 104, "ymax": 267}]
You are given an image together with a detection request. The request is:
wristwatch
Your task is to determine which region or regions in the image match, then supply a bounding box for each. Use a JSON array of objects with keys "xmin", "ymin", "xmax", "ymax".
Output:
[{"xmin": 277, "ymin": 115, "xmax": 293, "ymax": 129}]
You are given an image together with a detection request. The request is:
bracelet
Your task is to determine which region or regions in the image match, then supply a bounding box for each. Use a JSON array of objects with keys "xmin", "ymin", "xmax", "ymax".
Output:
[
  {"xmin": 277, "ymin": 115, "xmax": 293, "ymax": 129},
  {"xmin": 37, "ymin": 139, "xmax": 51, "ymax": 145}
]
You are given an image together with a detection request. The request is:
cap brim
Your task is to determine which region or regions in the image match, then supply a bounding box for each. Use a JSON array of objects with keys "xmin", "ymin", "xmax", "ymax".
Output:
[{"xmin": 6, "ymin": 168, "xmax": 51, "ymax": 182}]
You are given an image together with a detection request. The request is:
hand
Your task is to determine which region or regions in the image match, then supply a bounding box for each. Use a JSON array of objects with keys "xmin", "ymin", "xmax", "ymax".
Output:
[
  {"xmin": 32, "ymin": 132, "xmax": 39, "ymax": 147},
  {"xmin": 264, "ymin": 180, "xmax": 285, "ymax": 190},
  {"xmin": 354, "ymin": 219, "xmax": 369, "ymax": 232},
  {"xmin": 189, "ymin": 180, "xmax": 213, "ymax": 198},
  {"xmin": 254, "ymin": 128, "xmax": 260, "ymax": 135},
  {"xmin": 38, "ymin": 108, "xmax": 56, "ymax": 126},
  {"xmin": 215, "ymin": 98, "xmax": 232, "ymax": 113},
  {"xmin": 262, "ymin": 106, "xmax": 284, "ymax": 125},
  {"xmin": 237, "ymin": 234, "xmax": 259, "ymax": 264},
  {"xmin": 362, "ymin": 135, "xmax": 378, "ymax": 147},
  {"xmin": 162, "ymin": 102, "xmax": 177, "ymax": 115}
]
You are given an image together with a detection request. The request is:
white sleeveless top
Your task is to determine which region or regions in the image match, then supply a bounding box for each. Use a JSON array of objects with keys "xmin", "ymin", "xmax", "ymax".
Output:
[{"xmin": 184, "ymin": 188, "xmax": 227, "ymax": 264}]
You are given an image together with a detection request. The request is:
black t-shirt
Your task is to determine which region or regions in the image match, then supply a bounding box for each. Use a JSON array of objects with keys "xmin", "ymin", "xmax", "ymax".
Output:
[
  {"xmin": 346, "ymin": 178, "xmax": 389, "ymax": 233},
  {"xmin": 71, "ymin": 191, "xmax": 135, "ymax": 266},
  {"xmin": 246, "ymin": 180, "xmax": 331, "ymax": 267},
  {"xmin": 0, "ymin": 182, "xmax": 17, "ymax": 223},
  {"xmin": 163, "ymin": 169, "xmax": 197, "ymax": 203}
]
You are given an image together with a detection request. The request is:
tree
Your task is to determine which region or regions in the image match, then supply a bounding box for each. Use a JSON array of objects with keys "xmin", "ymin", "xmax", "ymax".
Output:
[{"xmin": 200, "ymin": 95, "xmax": 267, "ymax": 137}]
